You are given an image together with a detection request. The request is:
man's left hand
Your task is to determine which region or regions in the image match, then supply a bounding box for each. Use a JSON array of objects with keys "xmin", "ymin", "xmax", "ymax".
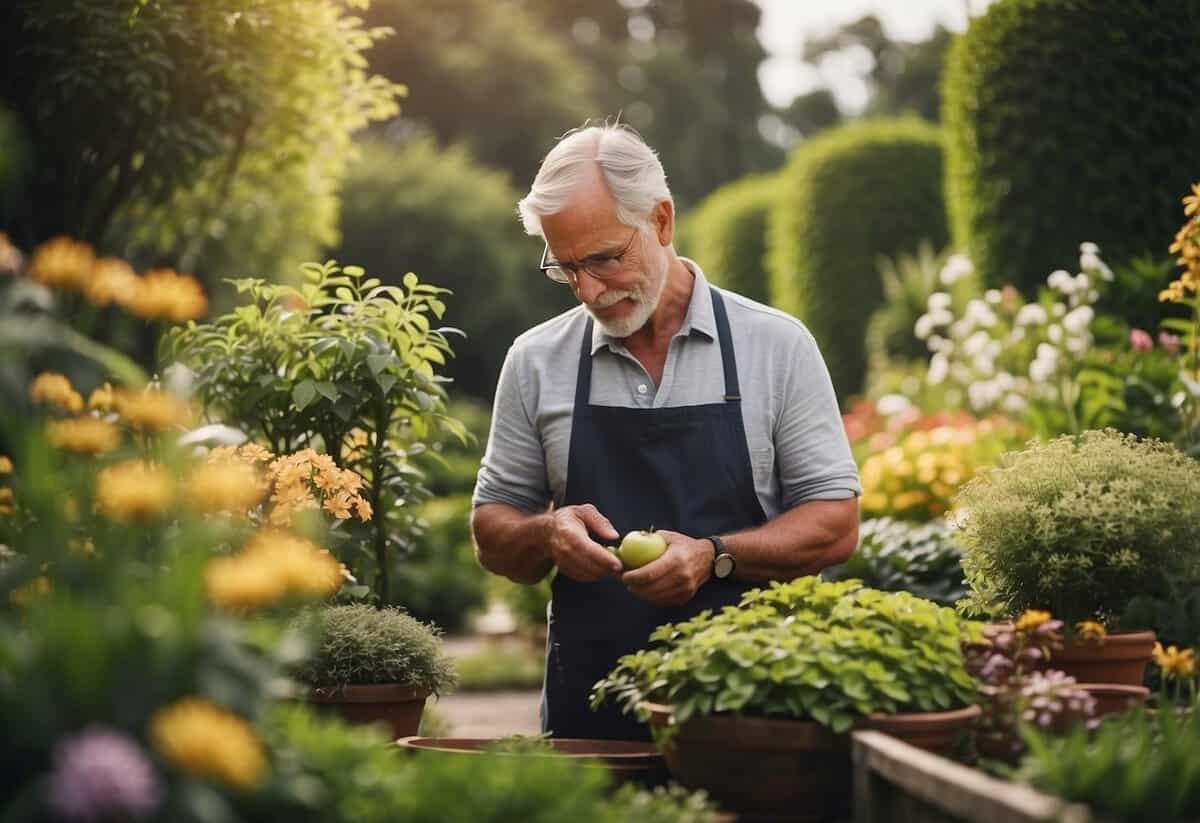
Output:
[{"xmin": 620, "ymin": 530, "xmax": 712, "ymax": 607}]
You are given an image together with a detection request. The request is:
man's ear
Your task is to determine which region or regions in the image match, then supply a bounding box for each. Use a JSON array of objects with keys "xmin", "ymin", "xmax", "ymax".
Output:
[{"xmin": 651, "ymin": 199, "xmax": 675, "ymax": 247}]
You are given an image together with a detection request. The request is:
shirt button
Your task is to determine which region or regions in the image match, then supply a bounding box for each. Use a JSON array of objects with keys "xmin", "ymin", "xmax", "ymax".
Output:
[{"xmin": 637, "ymin": 384, "xmax": 648, "ymax": 395}]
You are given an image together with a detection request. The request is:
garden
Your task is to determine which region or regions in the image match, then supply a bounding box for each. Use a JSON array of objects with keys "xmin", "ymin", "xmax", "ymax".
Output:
[{"xmin": 2, "ymin": 1, "xmax": 1200, "ymax": 821}]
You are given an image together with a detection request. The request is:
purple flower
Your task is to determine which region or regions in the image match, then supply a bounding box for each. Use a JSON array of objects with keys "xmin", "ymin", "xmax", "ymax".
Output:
[
  {"xmin": 1130, "ymin": 328, "xmax": 1154, "ymax": 352},
  {"xmin": 46, "ymin": 727, "xmax": 162, "ymax": 822},
  {"xmin": 1160, "ymin": 331, "xmax": 1182, "ymax": 356}
]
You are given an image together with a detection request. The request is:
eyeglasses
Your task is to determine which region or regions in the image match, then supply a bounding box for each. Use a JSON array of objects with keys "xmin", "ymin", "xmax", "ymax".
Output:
[{"xmin": 539, "ymin": 229, "xmax": 639, "ymax": 284}]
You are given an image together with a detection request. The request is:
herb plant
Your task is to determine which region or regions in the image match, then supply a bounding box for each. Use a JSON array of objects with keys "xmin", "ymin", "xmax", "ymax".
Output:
[
  {"xmin": 954, "ymin": 429, "xmax": 1200, "ymax": 625},
  {"xmin": 592, "ymin": 577, "xmax": 980, "ymax": 734},
  {"xmin": 824, "ymin": 516, "xmax": 967, "ymax": 607}
]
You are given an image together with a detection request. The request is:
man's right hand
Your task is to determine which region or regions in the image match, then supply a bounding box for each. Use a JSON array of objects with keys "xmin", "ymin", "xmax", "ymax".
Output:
[{"xmin": 547, "ymin": 504, "xmax": 623, "ymax": 582}]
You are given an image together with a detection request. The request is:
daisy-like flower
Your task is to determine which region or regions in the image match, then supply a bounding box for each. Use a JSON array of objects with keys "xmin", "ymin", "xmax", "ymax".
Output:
[
  {"xmin": 1014, "ymin": 609, "xmax": 1053, "ymax": 633},
  {"xmin": 1153, "ymin": 642, "xmax": 1196, "ymax": 680},
  {"xmin": 30, "ymin": 372, "xmax": 84, "ymax": 413},
  {"xmin": 47, "ymin": 727, "xmax": 162, "ymax": 822},
  {"xmin": 46, "ymin": 418, "xmax": 122, "ymax": 456},
  {"xmin": 149, "ymin": 699, "xmax": 265, "ymax": 789},
  {"xmin": 29, "ymin": 236, "xmax": 94, "ymax": 292},
  {"xmin": 1074, "ymin": 620, "xmax": 1107, "ymax": 643},
  {"xmin": 94, "ymin": 461, "xmax": 174, "ymax": 521},
  {"xmin": 126, "ymin": 268, "xmax": 208, "ymax": 322}
]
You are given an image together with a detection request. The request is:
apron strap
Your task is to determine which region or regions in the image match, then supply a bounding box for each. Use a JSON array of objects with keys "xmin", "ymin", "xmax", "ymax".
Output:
[
  {"xmin": 575, "ymin": 315, "xmax": 595, "ymax": 408},
  {"xmin": 710, "ymin": 289, "xmax": 741, "ymax": 402}
]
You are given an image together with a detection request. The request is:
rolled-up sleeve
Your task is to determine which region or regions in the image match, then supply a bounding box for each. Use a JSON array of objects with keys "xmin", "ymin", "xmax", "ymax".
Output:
[
  {"xmin": 775, "ymin": 329, "xmax": 862, "ymax": 509},
  {"xmin": 472, "ymin": 345, "xmax": 553, "ymax": 513}
]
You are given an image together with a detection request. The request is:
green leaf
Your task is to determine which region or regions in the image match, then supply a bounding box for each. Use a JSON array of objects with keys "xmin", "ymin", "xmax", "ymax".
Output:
[
  {"xmin": 314, "ymin": 381, "xmax": 339, "ymax": 402},
  {"xmin": 403, "ymin": 272, "xmax": 419, "ymax": 290},
  {"xmin": 292, "ymin": 380, "xmax": 317, "ymax": 411}
]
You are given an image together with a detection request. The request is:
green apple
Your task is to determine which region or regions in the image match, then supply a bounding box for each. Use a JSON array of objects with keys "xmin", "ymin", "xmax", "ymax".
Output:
[{"xmin": 618, "ymin": 528, "xmax": 667, "ymax": 569}]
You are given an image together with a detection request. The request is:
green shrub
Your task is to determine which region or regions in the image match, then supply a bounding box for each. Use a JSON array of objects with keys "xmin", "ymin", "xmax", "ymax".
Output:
[
  {"xmin": 392, "ymin": 494, "xmax": 487, "ymax": 633},
  {"xmin": 767, "ymin": 118, "xmax": 948, "ymax": 400},
  {"xmin": 942, "ymin": 0, "xmax": 1200, "ymax": 294},
  {"xmin": 334, "ymin": 138, "xmax": 574, "ymax": 402},
  {"xmin": 955, "ymin": 429, "xmax": 1200, "ymax": 625},
  {"xmin": 677, "ymin": 173, "xmax": 779, "ymax": 304},
  {"xmin": 594, "ymin": 577, "xmax": 980, "ymax": 734},
  {"xmin": 293, "ymin": 604, "xmax": 457, "ymax": 694},
  {"xmin": 824, "ymin": 517, "xmax": 968, "ymax": 607}
]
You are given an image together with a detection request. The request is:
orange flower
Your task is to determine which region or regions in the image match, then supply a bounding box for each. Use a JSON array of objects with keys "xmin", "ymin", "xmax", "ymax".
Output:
[
  {"xmin": 1153, "ymin": 642, "xmax": 1196, "ymax": 680},
  {"xmin": 86, "ymin": 258, "xmax": 139, "ymax": 307},
  {"xmin": 127, "ymin": 268, "xmax": 208, "ymax": 322},
  {"xmin": 29, "ymin": 236, "xmax": 94, "ymax": 291},
  {"xmin": 1014, "ymin": 609, "xmax": 1053, "ymax": 633},
  {"xmin": 29, "ymin": 372, "xmax": 83, "ymax": 413}
]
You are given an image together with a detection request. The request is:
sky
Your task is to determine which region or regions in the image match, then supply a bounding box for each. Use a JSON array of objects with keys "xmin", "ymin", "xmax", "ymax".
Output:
[{"xmin": 754, "ymin": 0, "xmax": 995, "ymax": 111}]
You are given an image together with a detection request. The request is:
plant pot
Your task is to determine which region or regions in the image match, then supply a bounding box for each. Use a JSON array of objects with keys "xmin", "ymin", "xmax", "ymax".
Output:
[
  {"xmin": 395, "ymin": 736, "xmax": 670, "ymax": 789},
  {"xmin": 856, "ymin": 703, "xmax": 981, "ymax": 756},
  {"xmin": 641, "ymin": 701, "xmax": 851, "ymax": 823},
  {"xmin": 1047, "ymin": 630, "xmax": 1157, "ymax": 687},
  {"xmin": 308, "ymin": 684, "xmax": 431, "ymax": 740},
  {"xmin": 1079, "ymin": 682, "xmax": 1149, "ymax": 718}
]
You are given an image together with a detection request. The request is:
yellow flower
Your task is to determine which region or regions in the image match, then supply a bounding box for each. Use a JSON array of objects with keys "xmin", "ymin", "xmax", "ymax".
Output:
[
  {"xmin": 0, "ymin": 455, "xmax": 11, "ymax": 474},
  {"xmin": 238, "ymin": 443, "xmax": 273, "ymax": 464},
  {"xmin": 127, "ymin": 268, "xmax": 208, "ymax": 322},
  {"xmin": 150, "ymin": 698, "xmax": 266, "ymax": 789},
  {"xmin": 1184, "ymin": 182, "xmax": 1200, "ymax": 218},
  {"xmin": 9, "ymin": 575, "xmax": 52, "ymax": 607},
  {"xmin": 1075, "ymin": 620, "xmax": 1107, "ymax": 642},
  {"xmin": 891, "ymin": 490, "xmax": 929, "ymax": 511},
  {"xmin": 206, "ymin": 530, "xmax": 343, "ymax": 610},
  {"xmin": 322, "ymin": 492, "xmax": 353, "ymax": 520},
  {"xmin": 46, "ymin": 418, "xmax": 121, "ymax": 455},
  {"xmin": 860, "ymin": 493, "xmax": 889, "ymax": 513},
  {"xmin": 29, "ymin": 372, "xmax": 83, "ymax": 413},
  {"xmin": 114, "ymin": 389, "xmax": 192, "ymax": 431},
  {"xmin": 0, "ymin": 487, "xmax": 14, "ymax": 516},
  {"xmin": 349, "ymin": 428, "xmax": 369, "ymax": 447},
  {"xmin": 187, "ymin": 459, "xmax": 266, "ymax": 515},
  {"xmin": 354, "ymin": 497, "xmax": 372, "ymax": 522},
  {"xmin": 205, "ymin": 554, "xmax": 289, "ymax": 610},
  {"xmin": 86, "ymin": 258, "xmax": 139, "ymax": 307},
  {"xmin": 87, "ymin": 382, "xmax": 116, "ymax": 412},
  {"xmin": 1014, "ymin": 609, "xmax": 1053, "ymax": 633},
  {"xmin": 94, "ymin": 461, "xmax": 174, "ymax": 521},
  {"xmin": 29, "ymin": 236, "xmax": 94, "ymax": 291},
  {"xmin": 1153, "ymin": 642, "xmax": 1196, "ymax": 680}
]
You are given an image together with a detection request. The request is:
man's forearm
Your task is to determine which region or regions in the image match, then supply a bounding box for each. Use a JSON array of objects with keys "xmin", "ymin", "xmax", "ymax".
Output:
[
  {"xmin": 470, "ymin": 502, "xmax": 557, "ymax": 584},
  {"xmin": 720, "ymin": 498, "xmax": 858, "ymax": 582}
]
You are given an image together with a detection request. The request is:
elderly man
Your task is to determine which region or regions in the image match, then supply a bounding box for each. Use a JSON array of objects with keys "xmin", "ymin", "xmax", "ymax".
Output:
[{"xmin": 470, "ymin": 124, "xmax": 861, "ymax": 741}]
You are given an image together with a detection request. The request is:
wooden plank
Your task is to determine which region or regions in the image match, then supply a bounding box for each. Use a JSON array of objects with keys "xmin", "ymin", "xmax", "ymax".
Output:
[{"xmin": 851, "ymin": 731, "xmax": 1094, "ymax": 823}]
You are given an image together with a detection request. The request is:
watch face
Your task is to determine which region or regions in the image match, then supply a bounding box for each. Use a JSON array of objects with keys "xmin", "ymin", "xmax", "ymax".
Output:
[{"xmin": 714, "ymin": 553, "xmax": 735, "ymax": 579}]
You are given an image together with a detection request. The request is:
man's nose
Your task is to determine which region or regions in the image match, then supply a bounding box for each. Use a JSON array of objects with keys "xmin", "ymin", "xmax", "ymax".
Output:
[{"xmin": 574, "ymin": 270, "xmax": 606, "ymax": 304}]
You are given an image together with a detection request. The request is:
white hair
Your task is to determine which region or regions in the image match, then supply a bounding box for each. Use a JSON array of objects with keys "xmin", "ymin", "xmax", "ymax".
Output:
[{"xmin": 517, "ymin": 124, "xmax": 672, "ymax": 237}]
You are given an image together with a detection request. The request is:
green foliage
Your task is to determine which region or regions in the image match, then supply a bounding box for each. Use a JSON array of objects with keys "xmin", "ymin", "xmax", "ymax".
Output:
[
  {"xmin": 677, "ymin": 173, "xmax": 779, "ymax": 304},
  {"xmin": 292, "ymin": 604, "xmax": 456, "ymax": 693},
  {"xmin": 824, "ymin": 517, "xmax": 968, "ymax": 608},
  {"xmin": 163, "ymin": 261, "xmax": 463, "ymax": 600},
  {"xmin": 454, "ymin": 643, "xmax": 545, "ymax": 692},
  {"xmin": 593, "ymin": 577, "xmax": 980, "ymax": 735},
  {"xmin": 866, "ymin": 243, "xmax": 974, "ymax": 365},
  {"xmin": 767, "ymin": 118, "xmax": 948, "ymax": 400},
  {"xmin": 334, "ymin": 138, "xmax": 574, "ymax": 402},
  {"xmin": 955, "ymin": 430, "xmax": 1200, "ymax": 625},
  {"xmin": 392, "ymin": 494, "xmax": 486, "ymax": 632},
  {"xmin": 941, "ymin": 0, "xmax": 1200, "ymax": 293},
  {"xmin": 1018, "ymin": 708, "xmax": 1200, "ymax": 822},
  {"xmin": 1, "ymin": 0, "xmax": 399, "ymax": 297},
  {"xmin": 606, "ymin": 783, "xmax": 720, "ymax": 823}
]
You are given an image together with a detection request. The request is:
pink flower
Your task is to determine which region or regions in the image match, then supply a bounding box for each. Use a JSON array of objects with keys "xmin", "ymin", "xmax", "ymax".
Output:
[
  {"xmin": 1159, "ymin": 331, "xmax": 1182, "ymax": 357},
  {"xmin": 1130, "ymin": 329, "xmax": 1154, "ymax": 352}
]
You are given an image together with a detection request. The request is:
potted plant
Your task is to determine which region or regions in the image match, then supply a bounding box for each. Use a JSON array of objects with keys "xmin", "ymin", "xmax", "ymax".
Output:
[
  {"xmin": 591, "ymin": 577, "xmax": 982, "ymax": 821},
  {"xmin": 295, "ymin": 603, "xmax": 457, "ymax": 739},
  {"xmin": 954, "ymin": 429, "xmax": 1200, "ymax": 686}
]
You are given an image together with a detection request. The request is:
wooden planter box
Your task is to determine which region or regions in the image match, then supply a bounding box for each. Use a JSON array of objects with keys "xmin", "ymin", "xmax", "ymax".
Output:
[{"xmin": 851, "ymin": 730, "xmax": 1095, "ymax": 823}]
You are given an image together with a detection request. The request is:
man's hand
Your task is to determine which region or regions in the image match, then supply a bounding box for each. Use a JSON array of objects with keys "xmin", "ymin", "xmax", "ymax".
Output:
[
  {"xmin": 621, "ymin": 530, "xmax": 712, "ymax": 607},
  {"xmin": 547, "ymin": 504, "xmax": 624, "ymax": 582}
]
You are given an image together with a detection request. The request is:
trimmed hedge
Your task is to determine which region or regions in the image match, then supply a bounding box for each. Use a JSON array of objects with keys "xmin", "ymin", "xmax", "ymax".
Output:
[
  {"xmin": 677, "ymin": 172, "xmax": 779, "ymax": 305},
  {"xmin": 767, "ymin": 119, "xmax": 948, "ymax": 400},
  {"xmin": 943, "ymin": 0, "xmax": 1200, "ymax": 293}
]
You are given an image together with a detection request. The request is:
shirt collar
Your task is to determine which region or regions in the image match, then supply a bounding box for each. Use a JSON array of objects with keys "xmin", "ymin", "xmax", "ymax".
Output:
[{"xmin": 589, "ymin": 257, "xmax": 718, "ymax": 355}]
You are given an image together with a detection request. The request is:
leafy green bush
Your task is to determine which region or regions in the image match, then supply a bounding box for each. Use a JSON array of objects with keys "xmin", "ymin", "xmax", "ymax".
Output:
[
  {"xmin": 824, "ymin": 517, "xmax": 967, "ymax": 607},
  {"xmin": 941, "ymin": 0, "xmax": 1200, "ymax": 293},
  {"xmin": 767, "ymin": 118, "xmax": 948, "ymax": 399},
  {"xmin": 334, "ymin": 138, "xmax": 574, "ymax": 402},
  {"xmin": 955, "ymin": 429, "xmax": 1200, "ymax": 625},
  {"xmin": 593, "ymin": 577, "xmax": 980, "ymax": 734},
  {"xmin": 293, "ymin": 604, "xmax": 457, "ymax": 694},
  {"xmin": 1018, "ymin": 708, "xmax": 1200, "ymax": 822},
  {"xmin": 392, "ymin": 494, "xmax": 487, "ymax": 632},
  {"xmin": 677, "ymin": 173, "xmax": 779, "ymax": 304}
]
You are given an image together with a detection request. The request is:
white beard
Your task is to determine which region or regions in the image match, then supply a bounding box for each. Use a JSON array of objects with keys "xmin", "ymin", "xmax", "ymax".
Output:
[{"xmin": 587, "ymin": 253, "xmax": 669, "ymax": 338}]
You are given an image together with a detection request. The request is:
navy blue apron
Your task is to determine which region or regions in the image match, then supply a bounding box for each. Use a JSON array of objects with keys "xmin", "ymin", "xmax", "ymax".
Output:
[{"xmin": 542, "ymin": 287, "xmax": 768, "ymax": 741}]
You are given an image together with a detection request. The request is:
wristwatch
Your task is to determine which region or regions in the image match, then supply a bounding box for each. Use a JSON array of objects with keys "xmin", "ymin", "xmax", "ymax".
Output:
[{"xmin": 707, "ymin": 535, "xmax": 736, "ymax": 580}]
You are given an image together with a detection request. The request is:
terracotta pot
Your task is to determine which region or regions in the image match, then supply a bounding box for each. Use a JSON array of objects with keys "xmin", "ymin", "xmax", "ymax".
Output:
[
  {"xmin": 308, "ymin": 684, "xmax": 431, "ymax": 740},
  {"xmin": 1048, "ymin": 631, "xmax": 1157, "ymax": 687},
  {"xmin": 856, "ymin": 704, "xmax": 981, "ymax": 756},
  {"xmin": 1079, "ymin": 682, "xmax": 1149, "ymax": 718},
  {"xmin": 395, "ymin": 736, "xmax": 670, "ymax": 789}
]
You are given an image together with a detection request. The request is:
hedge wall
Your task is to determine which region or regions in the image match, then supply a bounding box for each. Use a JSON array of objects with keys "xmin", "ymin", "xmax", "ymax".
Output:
[
  {"xmin": 767, "ymin": 118, "xmax": 948, "ymax": 401},
  {"xmin": 677, "ymin": 173, "xmax": 779, "ymax": 305},
  {"xmin": 943, "ymin": 0, "xmax": 1200, "ymax": 293}
]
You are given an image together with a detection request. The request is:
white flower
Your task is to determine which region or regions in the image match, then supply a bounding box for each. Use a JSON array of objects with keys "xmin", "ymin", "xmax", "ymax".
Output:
[
  {"xmin": 973, "ymin": 354, "xmax": 996, "ymax": 377},
  {"xmin": 927, "ymin": 334, "xmax": 953, "ymax": 353},
  {"xmin": 915, "ymin": 314, "xmax": 935, "ymax": 341},
  {"xmin": 964, "ymin": 299, "xmax": 997, "ymax": 328},
  {"xmin": 1088, "ymin": 289, "xmax": 1099, "ymax": 302},
  {"xmin": 985, "ymin": 289, "xmax": 1002, "ymax": 305},
  {"xmin": 927, "ymin": 354, "xmax": 949, "ymax": 385},
  {"xmin": 1003, "ymin": 393, "xmax": 1028, "ymax": 413},
  {"xmin": 1047, "ymin": 269, "xmax": 1075, "ymax": 293},
  {"xmin": 1048, "ymin": 324, "xmax": 1063, "ymax": 342},
  {"xmin": 1079, "ymin": 242, "xmax": 1100, "ymax": 255},
  {"xmin": 1030, "ymin": 358, "xmax": 1055, "ymax": 384},
  {"xmin": 986, "ymin": 340, "xmax": 1002, "ymax": 359},
  {"xmin": 968, "ymin": 380, "xmax": 1003, "ymax": 411},
  {"xmin": 1052, "ymin": 303, "xmax": 1066, "ymax": 317},
  {"xmin": 963, "ymin": 329, "xmax": 991, "ymax": 357},
  {"xmin": 950, "ymin": 363, "xmax": 973, "ymax": 385},
  {"xmin": 1062, "ymin": 305, "xmax": 1094, "ymax": 335},
  {"xmin": 1074, "ymin": 273, "xmax": 1090, "ymax": 292},
  {"xmin": 1080, "ymin": 251, "xmax": 1113, "ymax": 281},
  {"xmin": 994, "ymin": 371, "xmax": 1015, "ymax": 390},
  {"xmin": 1064, "ymin": 335, "xmax": 1089, "ymax": 354},
  {"xmin": 1036, "ymin": 342, "xmax": 1058, "ymax": 362},
  {"xmin": 1015, "ymin": 304, "xmax": 1048, "ymax": 326},
  {"xmin": 927, "ymin": 292, "xmax": 952, "ymax": 312},
  {"xmin": 876, "ymin": 394, "xmax": 912, "ymax": 416},
  {"xmin": 939, "ymin": 254, "xmax": 974, "ymax": 286},
  {"xmin": 1009, "ymin": 326, "xmax": 1026, "ymax": 343}
]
